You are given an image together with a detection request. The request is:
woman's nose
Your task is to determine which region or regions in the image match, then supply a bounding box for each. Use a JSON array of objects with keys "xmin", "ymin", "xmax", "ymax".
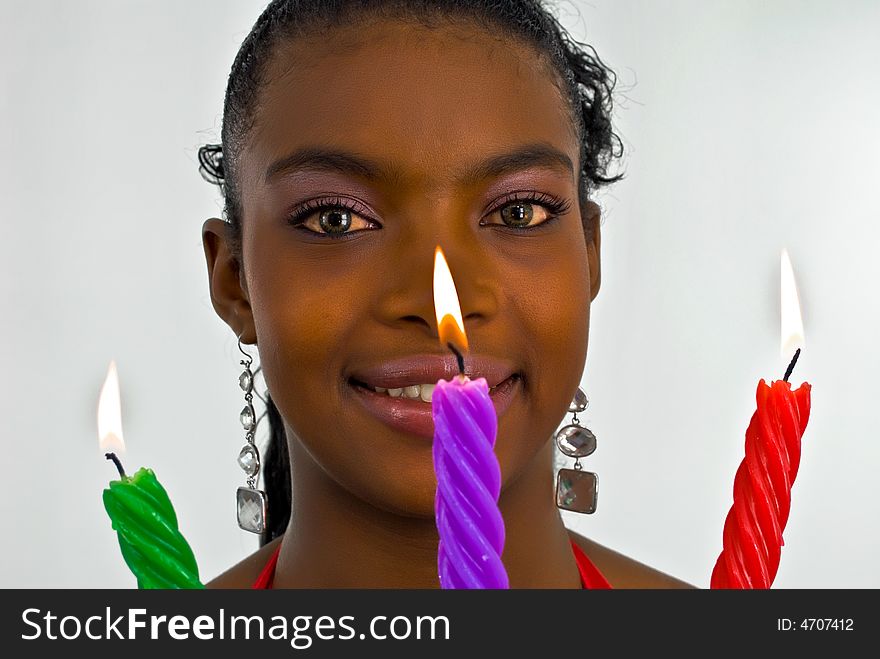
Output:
[{"xmin": 372, "ymin": 215, "xmax": 501, "ymax": 338}]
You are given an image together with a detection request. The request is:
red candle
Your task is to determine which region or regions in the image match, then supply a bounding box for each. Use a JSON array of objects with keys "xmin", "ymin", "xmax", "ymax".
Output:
[
  {"xmin": 711, "ymin": 249, "xmax": 812, "ymax": 589},
  {"xmin": 710, "ymin": 375, "xmax": 811, "ymax": 588}
]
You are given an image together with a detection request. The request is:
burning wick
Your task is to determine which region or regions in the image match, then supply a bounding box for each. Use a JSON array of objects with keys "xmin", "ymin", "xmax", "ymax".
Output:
[
  {"xmin": 782, "ymin": 348, "xmax": 801, "ymax": 383},
  {"xmin": 105, "ymin": 452, "xmax": 126, "ymax": 479},
  {"xmin": 447, "ymin": 342, "xmax": 465, "ymax": 375}
]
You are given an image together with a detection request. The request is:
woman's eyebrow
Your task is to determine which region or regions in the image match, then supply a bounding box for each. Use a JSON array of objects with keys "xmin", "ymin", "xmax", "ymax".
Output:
[{"xmin": 264, "ymin": 143, "xmax": 574, "ymax": 187}]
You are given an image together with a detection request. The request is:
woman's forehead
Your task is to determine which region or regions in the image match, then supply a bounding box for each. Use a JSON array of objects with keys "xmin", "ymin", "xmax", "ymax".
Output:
[{"xmin": 244, "ymin": 19, "xmax": 578, "ymax": 193}]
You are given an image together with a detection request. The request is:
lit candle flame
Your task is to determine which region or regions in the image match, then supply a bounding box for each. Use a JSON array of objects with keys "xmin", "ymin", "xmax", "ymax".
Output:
[
  {"xmin": 780, "ymin": 248, "xmax": 805, "ymax": 358},
  {"xmin": 98, "ymin": 360, "xmax": 126, "ymax": 456},
  {"xmin": 433, "ymin": 246, "xmax": 469, "ymax": 352}
]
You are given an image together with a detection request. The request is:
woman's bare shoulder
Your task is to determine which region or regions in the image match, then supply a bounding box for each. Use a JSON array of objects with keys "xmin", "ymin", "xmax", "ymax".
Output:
[
  {"xmin": 567, "ymin": 530, "xmax": 697, "ymax": 589},
  {"xmin": 205, "ymin": 536, "xmax": 283, "ymax": 589}
]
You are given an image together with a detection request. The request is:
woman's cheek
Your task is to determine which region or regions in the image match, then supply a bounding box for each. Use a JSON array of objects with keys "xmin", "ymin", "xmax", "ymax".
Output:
[{"xmin": 524, "ymin": 243, "xmax": 590, "ymax": 407}]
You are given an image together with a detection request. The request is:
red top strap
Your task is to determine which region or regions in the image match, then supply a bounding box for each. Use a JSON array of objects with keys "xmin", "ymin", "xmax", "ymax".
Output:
[
  {"xmin": 251, "ymin": 544, "xmax": 279, "ymax": 589},
  {"xmin": 253, "ymin": 539, "xmax": 611, "ymax": 589},
  {"xmin": 569, "ymin": 538, "xmax": 612, "ymax": 588}
]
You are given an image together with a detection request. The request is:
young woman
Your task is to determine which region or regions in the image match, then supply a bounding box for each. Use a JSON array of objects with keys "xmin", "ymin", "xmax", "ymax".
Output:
[{"xmin": 199, "ymin": 0, "xmax": 692, "ymax": 588}]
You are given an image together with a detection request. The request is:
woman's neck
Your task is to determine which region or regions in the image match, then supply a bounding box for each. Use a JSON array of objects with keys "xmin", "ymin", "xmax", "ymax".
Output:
[{"xmin": 272, "ymin": 437, "xmax": 583, "ymax": 588}]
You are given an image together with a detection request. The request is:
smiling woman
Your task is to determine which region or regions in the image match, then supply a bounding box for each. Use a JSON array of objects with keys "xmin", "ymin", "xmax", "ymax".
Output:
[{"xmin": 198, "ymin": 0, "xmax": 691, "ymax": 588}]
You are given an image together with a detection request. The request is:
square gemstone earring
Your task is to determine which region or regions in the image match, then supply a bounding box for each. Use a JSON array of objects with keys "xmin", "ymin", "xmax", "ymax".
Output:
[
  {"xmin": 236, "ymin": 334, "xmax": 267, "ymax": 534},
  {"xmin": 555, "ymin": 387, "xmax": 598, "ymax": 514}
]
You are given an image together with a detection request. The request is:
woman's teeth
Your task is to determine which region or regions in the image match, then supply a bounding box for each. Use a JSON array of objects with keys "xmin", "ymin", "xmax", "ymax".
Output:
[
  {"xmin": 368, "ymin": 380, "xmax": 503, "ymax": 401},
  {"xmin": 371, "ymin": 384, "xmax": 436, "ymax": 402}
]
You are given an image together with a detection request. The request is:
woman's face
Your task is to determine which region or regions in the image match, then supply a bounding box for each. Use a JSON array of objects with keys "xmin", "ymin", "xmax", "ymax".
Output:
[{"xmin": 209, "ymin": 17, "xmax": 600, "ymax": 517}]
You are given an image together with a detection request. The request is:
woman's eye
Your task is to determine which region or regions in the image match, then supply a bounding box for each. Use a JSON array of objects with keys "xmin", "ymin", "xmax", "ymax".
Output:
[
  {"xmin": 483, "ymin": 194, "xmax": 571, "ymax": 230},
  {"xmin": 287, "ymin": 199, "xmax": 377, "ymax": 238},
  {"xmin": 498, "ymin": 201, "xmax": 545, "ymax": 229}
]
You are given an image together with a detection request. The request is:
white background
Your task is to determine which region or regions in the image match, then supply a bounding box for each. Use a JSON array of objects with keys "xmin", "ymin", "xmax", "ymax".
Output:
[{"xmin": 1, "ymin": 0, "xmax": 877, "ymax": 588}]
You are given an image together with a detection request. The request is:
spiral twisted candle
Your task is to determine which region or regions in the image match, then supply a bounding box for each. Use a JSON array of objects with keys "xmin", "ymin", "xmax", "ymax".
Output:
[
  {"xmin": 103, "ymin": 467, "xmax": 204, "ymax": 589},
  {"xmin": 711, "ymin": 379, "xmax": 811, "ymax": 589},
  {"xmin": 432, "ymin": 376, "xmax": 508, "ymax": 589}
]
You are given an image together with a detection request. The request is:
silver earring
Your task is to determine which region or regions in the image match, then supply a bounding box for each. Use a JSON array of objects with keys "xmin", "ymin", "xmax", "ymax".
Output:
[
  {"xmin": 555, "ymin": 387, "xmax": 598, "ymax": 514},
  {"xmin": 235, "ymin": 334, "xmax": 268, "ymax": 534}
]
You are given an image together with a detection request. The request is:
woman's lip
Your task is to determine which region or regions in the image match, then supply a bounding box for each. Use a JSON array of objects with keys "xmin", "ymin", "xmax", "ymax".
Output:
[
  {"xmin": 348, "ymin": 354, "xmax": 517, "ymax": 389},
  {"xmin": 349, "ymin": 374, "xmax": 521, "ymax": 440}
]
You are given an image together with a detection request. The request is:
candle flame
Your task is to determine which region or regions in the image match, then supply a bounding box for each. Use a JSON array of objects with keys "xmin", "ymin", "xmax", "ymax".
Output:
[
  {"xmin": 780, "ymin": 248, "xmax": 805, "ymax": 358},
  {"xmin": 97, "ymin": 360, "xmax": 126, "ymax": 455},
  {"xmin": 433, "ymin": 246, "xmax": 469, "ymax": 352}
]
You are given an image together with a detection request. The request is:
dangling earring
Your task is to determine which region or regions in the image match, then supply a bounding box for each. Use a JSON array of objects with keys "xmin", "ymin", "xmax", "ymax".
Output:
[
  {"xmin": 235, "ymin": 334, "xmax": 267, "ymax": 534},
  {"xmin": 555, "ymin": 387, "xmax": 598, "ymax": 514}
]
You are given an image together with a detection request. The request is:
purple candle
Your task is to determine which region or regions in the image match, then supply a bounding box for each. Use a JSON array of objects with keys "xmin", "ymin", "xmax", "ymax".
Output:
[{"xmin": 431, "ymin": 246, "xmax": 509, "ymax": 589}]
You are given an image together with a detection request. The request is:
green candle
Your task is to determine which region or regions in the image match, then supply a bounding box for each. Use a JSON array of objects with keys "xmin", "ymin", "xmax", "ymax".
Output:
[
  {"xmin": 103, "ymin": 456, "xmax": 204, "ymax": 589},
  {"xmin": 98, "ymin": 360, "xmax": 203, "ymax": 589}
]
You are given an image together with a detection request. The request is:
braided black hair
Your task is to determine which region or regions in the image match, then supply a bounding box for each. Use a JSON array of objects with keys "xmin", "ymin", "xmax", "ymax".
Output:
[{"xmin": 198, "ymin": 0, "xmax": 623, "ymax": 547}]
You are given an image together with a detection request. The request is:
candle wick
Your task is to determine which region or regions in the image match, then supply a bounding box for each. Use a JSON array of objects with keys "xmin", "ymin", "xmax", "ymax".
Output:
[
  {"xmin": 105, "ymin": 452, "xmax": 127, "ymax": 479},
  {"xmin": 782, "ymin": 348, "xmax": 801, "ymax": 383},
  {"xmin": 447, "ymin": 342, "xmax": 465, "ymax": 375}
]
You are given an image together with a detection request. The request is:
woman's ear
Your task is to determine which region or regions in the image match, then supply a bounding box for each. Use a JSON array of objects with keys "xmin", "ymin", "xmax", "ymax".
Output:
[
  {"xmin": 201, "ymin": 218, "xmax": 257, "ymax": 343},
  {"xmin": 582, "ymin": 200, "xmax": 601, "ymax": 302}
]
